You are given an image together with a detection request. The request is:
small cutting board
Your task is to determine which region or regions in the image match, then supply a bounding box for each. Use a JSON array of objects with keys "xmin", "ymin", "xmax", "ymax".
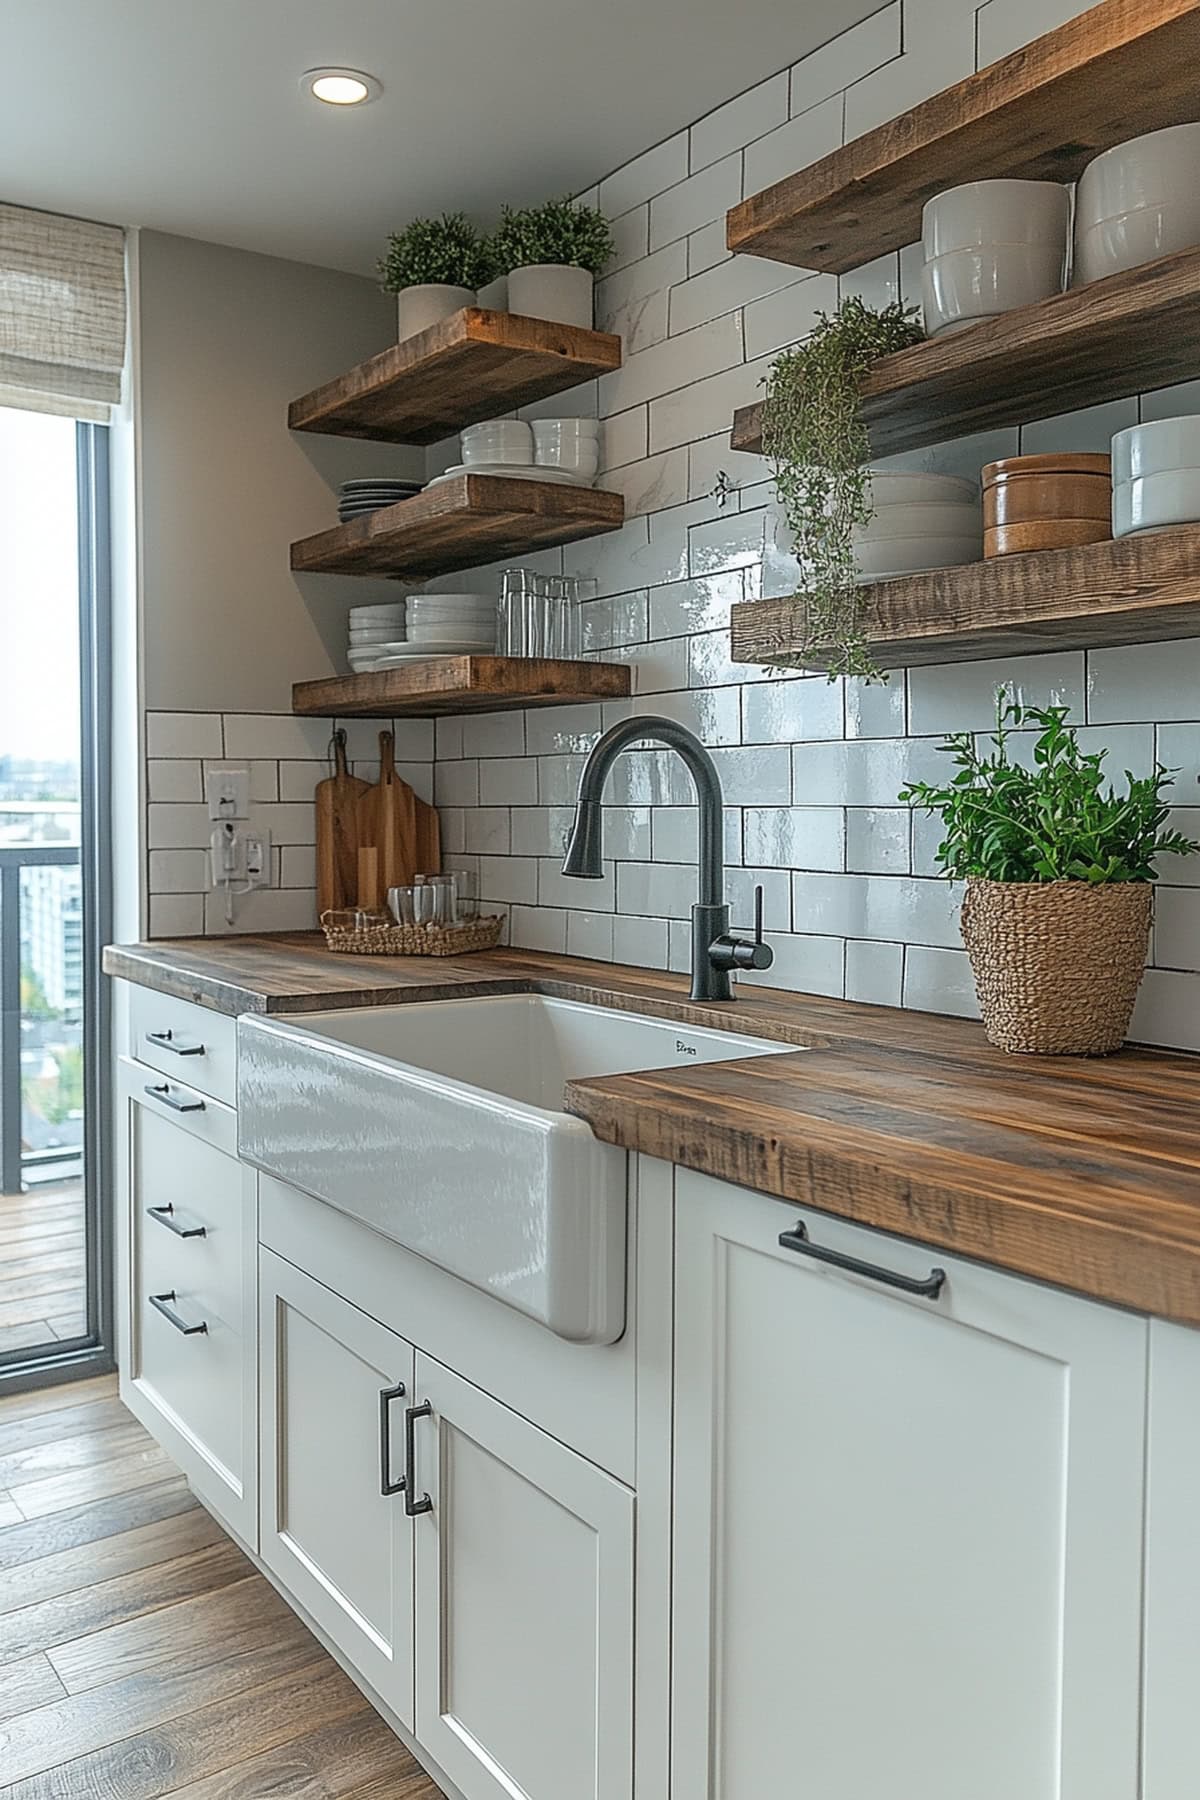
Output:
[
  {"xmin": 357, "ymin": 729, "xmax": 418, "ymax": 894},
  {"xmin": 413, "ymin": 795, "xmax": 441, "ymax": 876},
  {"xmin": 315, "ymin": 731, "xmax": 369, "ymax": 915}
]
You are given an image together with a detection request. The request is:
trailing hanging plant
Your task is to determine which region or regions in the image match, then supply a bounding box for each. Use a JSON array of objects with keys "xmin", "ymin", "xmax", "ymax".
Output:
[
  {"xmin": 491, "ymin": 197, "xmax": 614, "ymax": 275},
  {"xmin": 761, "ymin": 296, "xmax": 924, "ymax": 681},
  {"xmin": 378, "ymin": 213, "xmax": 494, "ymax": 292},
  {"xmin": 899, "ymin": 696, "xmax": 1200, "ymax": 883}
]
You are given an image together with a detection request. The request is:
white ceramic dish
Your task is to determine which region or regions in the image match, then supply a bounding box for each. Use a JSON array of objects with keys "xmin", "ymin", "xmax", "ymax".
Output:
[
  {"xmin": 407, "ymin": 604, "xmax": 495, "ymax": 620},
  {"xmin": 371, "ymin": 639, "xmax": 497, "ymax": 660},
  {"xmin": 1112, "ymin": 470, "xmax": 1200, "ymax": 536},
  {"xmin": 535, "ymin": 448, "xmax": 601, "ymax": 477},
  {"xmin": 863, "ymin": 470, "xmax": 978, "ymax": 504},
  {"xmin": 532, "ymin": 418, "xmax": 601, "ymax": 438},
  {"xmin": 1112, "ymin": 417, "xmax": 1200, "ymax": 484},
  {"xmin": 1074, "ymin": 206, "xmax": 1200, "ymax": 283},
  {"xmin": 427, "ymin": 462, "xmax": 590, "ymax": 488},
  {"xmin": 407, "ymin": 628, "xmax": 496, "ymax": 647},
  {"xmin": 922, "ymin": 179, "xmax": 1071, "ymax": 257},
  {"xmin": 860, "ymin": 500, "xmax": 983, "ymax": 539},
  {"xmin": 854, "ymin": 533, "xmax": 981, "ymax": 578},
  {"xmin": 461, "ymin": 420, "xmax": 534, "ymax": 465},
  {"xmin": 349, "ymin": 604, "xmax": 406, "ymax": 620},
  {"xmin": 1077, "ymin": 124, "xmax": 1200, "ymax": 221},
  {"xmin": 922, "ymin": 244, "xmax": 1067, "ymax": 335}
]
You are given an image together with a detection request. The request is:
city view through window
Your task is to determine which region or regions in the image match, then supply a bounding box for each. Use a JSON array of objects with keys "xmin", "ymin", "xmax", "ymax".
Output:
[{"xmin": 0, "ymin": 408, "xmax": 84, "ymax": 1209}]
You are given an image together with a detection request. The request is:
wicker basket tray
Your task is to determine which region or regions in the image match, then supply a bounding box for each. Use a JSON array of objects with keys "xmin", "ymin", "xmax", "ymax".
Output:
[{"xmin": 320, "ymin": 912, "xmax": 505, "ymax": 957}]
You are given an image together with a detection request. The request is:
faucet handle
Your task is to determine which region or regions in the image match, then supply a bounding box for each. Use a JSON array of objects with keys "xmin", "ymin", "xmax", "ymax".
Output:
[
  {"xmin": 753, "ymin": 882, "xmax": 765, "ymax": 948},
  {"xmin": 708, "ymin": 885, "xmax": 774, "ymax": 978}
]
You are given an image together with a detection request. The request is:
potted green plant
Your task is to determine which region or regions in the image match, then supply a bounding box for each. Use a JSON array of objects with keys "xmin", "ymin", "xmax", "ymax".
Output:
[
  {"xmin": 490, "ymin": 197, "xmax": 615, "ymax": 328},
  {"xmin": 761, "ymin": 296, "xmax": 925, "ymax": 680},
  {"xmin": 379, "ymin": 213, "xmax": 494, "ymax": 341},
  {"xmin": 901, "ymin": 698, "xmax": 1199, "ymax": 1055}
]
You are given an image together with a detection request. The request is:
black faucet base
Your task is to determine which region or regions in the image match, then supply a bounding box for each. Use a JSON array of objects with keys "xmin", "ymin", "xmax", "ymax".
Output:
[{"xmin": 690, "ymin": 903, "xmax": 733, "ymax": 1002}]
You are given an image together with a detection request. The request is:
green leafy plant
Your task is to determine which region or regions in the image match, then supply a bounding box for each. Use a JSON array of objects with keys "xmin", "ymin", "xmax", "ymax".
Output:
[
  {"xmin": 490, "ymin": 197, "xmax": 614, "ymax": 275},
  {"xmin": 378, "ymin": 213, "xmax": 494, "ymax": 292},
  {"xmin": 899, "ymin": 697, "xmax": 1200, "ymax": 883},
  {"xmin": 761, "ymin": 296, "xmax": 924, "ymax": 681}
]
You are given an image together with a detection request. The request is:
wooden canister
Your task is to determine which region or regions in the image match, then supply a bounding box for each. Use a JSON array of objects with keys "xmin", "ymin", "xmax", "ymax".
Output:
[{"xmin": 981, "ymin": 452, "xmax": 1112, "ymax": 556}]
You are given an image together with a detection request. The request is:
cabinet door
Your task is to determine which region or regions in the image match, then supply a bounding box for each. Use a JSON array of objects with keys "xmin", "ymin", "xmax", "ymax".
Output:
[
  {"xmin": 259, "ymin": 1248, "xmax": 415, "ymax": 1729},
  {"xmin": 1142, "ymin": 1319, "xmax": 1200, "ymax": 1798},
  {"xmin": 118, "ymin": 1059, "xmax": 257, "ymax": 1546},
  {"xmin": 413, "ymin": 1354, "xmax": 634, "ymax": 1800},
  {"xmin": 672, "ymin": 1171, "xmax": 1147, "ymax": 1800}
]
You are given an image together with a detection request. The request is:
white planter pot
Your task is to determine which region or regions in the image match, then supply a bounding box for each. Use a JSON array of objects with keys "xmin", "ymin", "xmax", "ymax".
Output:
[
  {"xmin": 476, "ymin": 275, "xmax": 509, "ymax": 312},
  {"xmin": 396, "ymin": 283, "xmax": 474, "ymax": 340},
  {"xmin": 507, "ymin": 264, "xmax": 594, "ymax": 328}
]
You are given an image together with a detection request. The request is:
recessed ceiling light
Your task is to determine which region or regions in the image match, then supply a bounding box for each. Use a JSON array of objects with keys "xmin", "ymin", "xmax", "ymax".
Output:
[{"xmin": 301, "ymin": 67, "xmax": 382, "ymax": 106}]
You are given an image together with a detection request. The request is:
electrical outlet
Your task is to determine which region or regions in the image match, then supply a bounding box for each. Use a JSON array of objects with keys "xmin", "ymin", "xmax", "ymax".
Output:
[
  {"xmin": 205, "ymin": 766, "xmax": 250, "ymax": 821},
  {"xmin": 244, "ymin": 832, "xmax": 271, "ymax": 889}
]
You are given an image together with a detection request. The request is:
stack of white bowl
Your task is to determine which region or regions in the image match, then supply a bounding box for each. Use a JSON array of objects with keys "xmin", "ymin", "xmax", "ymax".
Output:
[
  {"xmin": 852, "ymin": 471, "xmax": 982, "ymax": 580},
  {"xmin": 921, "ymin": 180, "xmax": 1070, "ymax": 335},
  {"xmin": 532, "ymin": 418, "xmax": 601, "ymax": 484},
  {"xmin": 348, "ymin": 601, "xmax": 407, "ymax": 673},
  {"xmin": 461, "ymin": 418, "xmax": 535, "ymax": 468},
  {"xmin": 1111, "ymin": 417, "xmax": 1200, "ymax": 537},
  {"xmin": 406, "ymin": 592, "xmax": 497, "ymax": 651},
  {"xmin": 1075, "ymin": 124, "xmax": 1200, "ymax": 285}
]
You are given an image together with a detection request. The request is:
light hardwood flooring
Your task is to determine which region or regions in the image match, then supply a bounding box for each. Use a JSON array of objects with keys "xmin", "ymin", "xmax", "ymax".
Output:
[
  {"xmin": 0, "ymin": 1374, "xmax": 445, "ymax": 1796},
  {"xmin": 0, "ymin": 1184, "xmax": 87, "ymax": 1355}
]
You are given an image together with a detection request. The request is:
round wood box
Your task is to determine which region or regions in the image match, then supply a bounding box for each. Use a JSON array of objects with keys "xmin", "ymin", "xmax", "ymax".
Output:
[{"xmin": 981, "ymin": 452, "xmax": 1112, "ymax": 556}]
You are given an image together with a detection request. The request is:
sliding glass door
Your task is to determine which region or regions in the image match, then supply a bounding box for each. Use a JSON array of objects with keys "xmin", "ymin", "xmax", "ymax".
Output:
[{"xmin": 0, "ymin": 407, "xmax": 111, "ymax": 1383}]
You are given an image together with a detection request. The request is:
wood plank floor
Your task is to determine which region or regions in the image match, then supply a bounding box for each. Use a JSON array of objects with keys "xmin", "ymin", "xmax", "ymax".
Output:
[
  {"xmin": 0, "ymin": 1184, "xmax": 87, "ymax": 1354},
  {"xmin": 0, "ymin": 1375, "xmax": 446, "ymax": 1797}
]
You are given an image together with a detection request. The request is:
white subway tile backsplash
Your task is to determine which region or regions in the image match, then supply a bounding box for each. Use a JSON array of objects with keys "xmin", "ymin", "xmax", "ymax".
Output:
[
  {"xmin": 744, "ymin": 806, "xmax": 845, "ymax": 872},
  {"xmin": 480, "ymin": 758, "xmax": 539, "ymax": 806},
  {"xmin": 669, "ymin": 256, "xmax": 815, "ymax": 337},
  {"xmin": 612, "ymin": 914, "xmax": 669, "ymax": 969},
  {"xmin": 599, "ymin": 132, "xmax": 689, "ymax": 218},
  {"xmin": 903, "ymin": 945, "xmax": 979, "ymax": 1018},
  {"xmin": 649, "ymin": 154, "xmax": 743, "ymax": 252},
  {"xmin": 1088, "ymin": 642, "xmax": 1200, "ymax": 726},
  {"xmin": 743, "ymin": 274, "xmax": 837, "ymax": 358},
  {"xmin": 148, "ymin": 894, "xmax": 205, "ymax": 937},
  {"xmin": 743, "ymin": 94, "xmax": 842, "ymax": 195},
  {"xmin": 600, "ymin": 315, "xmax": 743, "ymax": 417},
  {"xmin": 147, "ymin": 713, "xmax": 223, "ymax": 759},
  {"xmin": 742, "ymin": 675, "xmax": 844, "ymax": 744},
  {"xmin": 567, "ymin": 910, "xmax": 617, "ymax": 962},
  {"xmin": 649, "ymin": 353, "xmax": 775, "ymax": 453},
  {"xmin": 792, "ymin": 737, "xmax": 946, "ymax": 807},
  {"xmin": 690, "ymin": 73, "xmax": 788, "ymax": 173},
  {"xmin": 686, "ymin": 220, "xmax": 731, "ymax": 277},
  {"xmin": 846, "ymin": 808, "xmax": 911, "ymax": 875},
  {"xmin": 908, "ymin": 653, "xmax": 1085, "ymax": 737},
  {"xmin": 599, "ymin": 405, "xmax": 650, "ymax": 471},
  {"xmin": 790, "ymin": 5, "xmax": 901, "ymax": 113},
  {"xmin": 606, "ymin": 205, "xmax": 650, "ymax": 274},
  {"xmin": 147, "ymin": 759, "xmax": 203, "ymax": 802},
  {"xmin": 608, "ymin": 449, "xmax": 690, "ymax": 516},
  {"xmin": 510, "ymin": 906, "xmax": 568, "ymax": 953},
  {"xmin": 845, "ymin": 938, "xmax": 903, "ymax": 1007},
  {"xmin": 222, "ymin": 714, "xmax": 329, "ymax": 761}
]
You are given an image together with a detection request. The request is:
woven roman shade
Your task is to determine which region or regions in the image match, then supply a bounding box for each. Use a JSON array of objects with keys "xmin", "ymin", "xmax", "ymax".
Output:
[{"xmin": 0, "ymin": 203, "xmax": 126, "ymax": 421}]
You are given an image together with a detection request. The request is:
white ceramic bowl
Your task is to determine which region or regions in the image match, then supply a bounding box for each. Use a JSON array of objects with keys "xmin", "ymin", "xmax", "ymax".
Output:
[
  {"xmin": 863, "ymin": 470, "xmax": 978, "ymax": 505},
  {"xmin": 534, "ymin": 444, "xmax": 601, "ymax": 477},
  {"xmin": 461, "ymin": 420, "xmax": 534, "ymax": 465},
  {"xmin": 1074, "ymin": 202, "xmax": 1200, "ymax": 283},
  {"xmin": 853, "ymin": 533, "xmax": 982, "ymax": 578},
  {"xmin": 1078, "ymin": 124, "xmax": 1200, "ymax": 221},
  {"xmin": 1112, "ymin": 470, "xmax": 1200, "ymax": 536},
  {"xmin": 349, "ymin": 604, "xmax": 406, "ymax": 622},
  {"xmin": 350, "ymin": 628, "xmax": 404, "ymax": 643},
  {"xmin": 860, "ymin": 499, "xmax": 983, "ymax": 540},
  {"xmin": 532, "ymin": 418, "xmax": 601, "ymax": 438},
  {"xmin": 1112, "ymin": 417, "xmax": 1200, "ymax": 484},
  {"xmin": 922, "ymin": 179, "xmax": 1071, "ymax": 257},
  {"xmin": 408, "ymin": 627, "xmax": 496, "ymax": 647},
  {"xmin": 922, "ymin": 245, "xmax": 1067, "ymax": 334}
]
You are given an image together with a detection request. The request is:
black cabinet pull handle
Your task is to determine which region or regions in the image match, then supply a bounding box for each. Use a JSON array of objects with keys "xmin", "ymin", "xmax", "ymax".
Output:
[
  {"xmin": 149, "ymin": 1290, "xmax": 208, "ymax": 1335},
  {"xmin": 146, "ymin": 1203, "xmax": 206, "ymax": 1240},
  {"xmin": 403, "ymin": 1402, "xmax": 433, "ymax": 1517},
  {"xmin": 146, "ymin": 1028, "xmax": 205, "ymax": 1057},
  {"xmin": 379, "ymin": 1380, "xmax": 407, "ymax": 1497},
  {"xmin": 779, "ymin": 1221, "xmax": 946, "ymax": 1300},
  {"xmin": 144, "ymin": 1082, "xmax": 205, "ymax": 1114}
]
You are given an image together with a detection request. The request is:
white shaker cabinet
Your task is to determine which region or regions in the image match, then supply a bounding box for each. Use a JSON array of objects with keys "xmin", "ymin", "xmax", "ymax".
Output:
[
  {"xmin": 1142, "ymin": 1319, "xmax": 1200, "ymax": 1797},
  {"xmin": 258, "ymin": 1248, "xmax": 417, "ymax": 1731},
  {"xmin": 412, "ymin": 1353, "xmax": 635, "ymax": 1800},
  {"xmin": 671, "ymin": 1170, "xmax": 1147, "ymax": 1800}
]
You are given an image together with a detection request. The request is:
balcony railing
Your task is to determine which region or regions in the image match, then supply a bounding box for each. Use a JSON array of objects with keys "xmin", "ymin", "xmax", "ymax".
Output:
[{"xmin": 0, "ymin": 844, "xmax": 83, "ymax": 1195}]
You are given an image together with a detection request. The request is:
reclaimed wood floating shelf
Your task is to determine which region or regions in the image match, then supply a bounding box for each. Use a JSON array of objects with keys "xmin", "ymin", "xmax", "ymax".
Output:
[
  {"xmin": 290, "ymin": 474, "xmax": 624, "ymax": 579},
  {"xmin": 729, "ymin": 529, "xmax": 1200, "ymax": 670},
  {"xmin": 288, "ymin": 308, "xmax": 622, "ymax": 445},
  {"xmin": 730, "ymin": 245, "xmax": 1200, "ymax": 458},
  {"xmin": 293, "ymin": 656, "xmax": 632, "ymax": 719},
  {"xmin": 727, "ymin": 0, "xmax": 1200, "ymax": 271}
]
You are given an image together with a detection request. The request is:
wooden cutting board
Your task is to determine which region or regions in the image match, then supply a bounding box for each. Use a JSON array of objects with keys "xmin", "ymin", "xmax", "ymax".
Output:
[
  {"xmin": 315, "ymin": 730, "xmax": 368, "ymax": 916},
  {"xmin": 357, "ymin": 729, "xmax": 418, "ymax": 896},
  {"xmin": 413, "ymin": 795, "xmax": 441, "ymax": 876}
]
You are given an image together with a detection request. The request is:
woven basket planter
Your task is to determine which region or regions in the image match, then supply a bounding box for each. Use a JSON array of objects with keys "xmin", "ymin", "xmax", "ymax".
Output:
[
  {"xmin": 960, "ymin": 877, "xmax": 1152, "ymax": 1056},
  {"xmin": 320, "ymin": 912, "xmax": 504, "ymax": 958}
]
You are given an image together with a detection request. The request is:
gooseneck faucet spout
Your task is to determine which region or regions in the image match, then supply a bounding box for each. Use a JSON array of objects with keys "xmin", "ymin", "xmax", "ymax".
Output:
[{"xmin": 561, "ymin": 715, "xmax": 773, "ymax": 1002}]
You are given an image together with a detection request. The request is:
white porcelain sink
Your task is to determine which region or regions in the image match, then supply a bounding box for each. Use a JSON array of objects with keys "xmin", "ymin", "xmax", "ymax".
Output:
[{"xmin": 237, "ymin": 995, "xmax": 789, "ymax": 1343}]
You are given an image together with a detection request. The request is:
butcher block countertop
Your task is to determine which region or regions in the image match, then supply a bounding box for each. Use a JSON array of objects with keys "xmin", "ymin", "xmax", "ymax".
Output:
[{"xmin": 105, "ymin": 933, "xmax": 1200, "ymax": 1327}]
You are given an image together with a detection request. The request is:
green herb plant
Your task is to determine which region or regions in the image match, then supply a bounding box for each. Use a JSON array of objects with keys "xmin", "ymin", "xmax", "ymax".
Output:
[
  {"xmin": 761, "ymin": 296, "xmax": 925, "ymax": 681},
  {"xmin": 379, "ymin": 213, "xmax": 494, "ymax": 292},
  {"xmin": 490, "ymin": 197, "xmax": 614, "ymax": 275},
  {"xmin": 899, "ymin": 697, "xmax": 1200, "ymax": 883}
]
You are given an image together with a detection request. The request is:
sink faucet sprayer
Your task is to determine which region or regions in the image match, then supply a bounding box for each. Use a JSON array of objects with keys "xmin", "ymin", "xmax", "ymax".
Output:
[{"xmin": 561, "ymin": 716, "xmax": 773, "ymax": 1002}]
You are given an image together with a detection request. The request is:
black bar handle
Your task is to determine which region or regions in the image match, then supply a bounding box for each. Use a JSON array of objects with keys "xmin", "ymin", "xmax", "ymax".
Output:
[
  {"xmin": 144, "ymin": 1082, "xmax": 205, "ymax": 1114},
  {"xmin": 778, "ymin": 1221, "xmax": 946, "ymax": 1300},
  {"xmin": 146, "ymin": 1028, "xmax": 205, "ymax": 1057},
  {"xmin": 379, "ymin": 1380, "xmax": 407, "ymax": 1497},
  {"xmin": 754, "ymin": 882, "xmax": 764, "ymax": 946},
  {"xmin": 149, "ymin": 1290, "xmax": 208, "ymax": 1335},
  {"xmin": 403, "ymin": 1402, "xmax": 433, "ymax": 1517},
  {"xmin": 146, "ymin": 1203, "xmax": 206, "ymax": 1240}
]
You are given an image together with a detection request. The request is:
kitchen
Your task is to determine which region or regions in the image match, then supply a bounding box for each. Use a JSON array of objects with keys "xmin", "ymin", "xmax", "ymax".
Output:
[{"xmin": 1, "ymin": 0, "xmax": 1200, "ymax": 1795}]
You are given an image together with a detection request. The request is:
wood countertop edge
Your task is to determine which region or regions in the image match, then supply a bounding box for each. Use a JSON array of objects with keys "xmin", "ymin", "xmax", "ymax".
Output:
[{"xmin": 103, "ymin": 935, "xmax": 1200, "ymax": 1328}]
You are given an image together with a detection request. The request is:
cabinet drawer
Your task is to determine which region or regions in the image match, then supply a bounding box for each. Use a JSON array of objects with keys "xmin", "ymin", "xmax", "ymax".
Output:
[
  {"xmin": 135, "ymin": 1106, "xmax": 246, "ymax": 1338},
  {"xmin": 129, "ymin": 985, "xmax": 237, "ymax": 1105}
]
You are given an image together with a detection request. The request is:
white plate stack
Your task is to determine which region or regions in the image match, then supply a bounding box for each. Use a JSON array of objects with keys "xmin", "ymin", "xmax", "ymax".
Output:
[
  {"xmin": 401, "ymin": 592, "xmax": 497, "ymax": 657},
  {"xmin": 348, "ymin": 601, "xmax": 407, "ymax": 673},
  {"xmin": 852, "ymin": 470, "xmax": 983, "ymax": 581}
]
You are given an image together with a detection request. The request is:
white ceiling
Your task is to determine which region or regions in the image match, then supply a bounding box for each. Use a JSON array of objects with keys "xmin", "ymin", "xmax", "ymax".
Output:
[{"xmin": 2, "ymin": 0, "xmax": 882, "ymax": 276}]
